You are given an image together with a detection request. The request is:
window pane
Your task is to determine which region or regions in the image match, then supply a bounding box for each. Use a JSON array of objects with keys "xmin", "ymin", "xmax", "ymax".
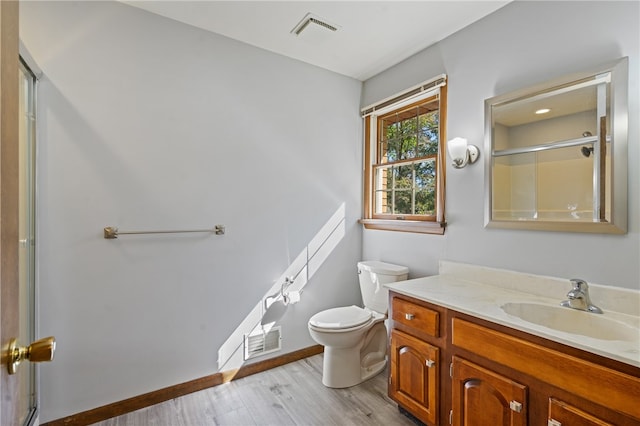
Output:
[
  {"xmin": 385, "ymin": 138, "xmax": 399, "ymax": 162},
  {"xmin": 380, "ymin": 119, "xmax": 398, "ymax": 163},
  {"xmin": 416, "ymin": 159, "xmax": 436, "ymax": 214},
  {"xmin": 417, "ymin": 110, "xmax": 439, "ymax": 156},
  {"xmin": 379, "ymin": 139, "xmax": 390, "ymax": 164},
  {"xmin": 415, "ymin": 190, "xmax": 436, "ymax": 215},
  {"xmin": 415, "ymin": 159, "xmax": 436, "ymax": 190},
  {"xmin": 395, "ymin": 165, "xmax": 413, "ymax": 189},
  {"xmin": 398, "ymin": 115, "xmax": 417, "ymax": 160},
  {"xmin": 374, "ymin": 166, "xmax": 392, "ymax": 214},
  {"xmin": 375, "ymin": 190, "xmax": 391, "ymax": 214},
  {"xmin": 393, "ymin": 189, "xmax": 413, "ymax": 215},
  {"xmin": 375, "ymin": 166, "xmax": 391, "ymax": 191},
  {"xmin": 374, "ymin": 159, "xmax": 436, "ymax": 215},
  {"xmin": 379, "ymin": 107, "xmax": 425, "ymax": 163}
]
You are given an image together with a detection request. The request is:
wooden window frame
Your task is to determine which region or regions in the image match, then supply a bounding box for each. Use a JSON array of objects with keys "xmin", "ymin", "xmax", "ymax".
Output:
[{"xmin": 361, "ymin": 85, "xmax": 447, "ymax": 235}]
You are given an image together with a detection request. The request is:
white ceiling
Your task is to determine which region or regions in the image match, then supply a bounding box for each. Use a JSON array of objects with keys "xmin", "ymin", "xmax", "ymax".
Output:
[{"xmin": 122, "ymin": 1, "xmax": 511, "ymax": 81}]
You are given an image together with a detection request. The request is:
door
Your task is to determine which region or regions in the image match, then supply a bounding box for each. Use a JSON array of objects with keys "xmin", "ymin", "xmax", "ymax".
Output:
[
  {"xmin": 1, "ymin": 2, "xmax": 23, "ymax": 424},
  {"xmin": 2, "ymin": 4, "xmax": 54, "ymax": 425},
  {"xmin": 389, "ymin": 329, "xmax": 439, "ymax": 425},
  {"xmin": 452, "ymin": 356, "xmax": 527, "ymax": 426}
]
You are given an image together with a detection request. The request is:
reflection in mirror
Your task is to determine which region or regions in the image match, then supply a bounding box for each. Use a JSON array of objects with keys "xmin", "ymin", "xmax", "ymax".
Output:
[{"xmin": 484, "ymin": 57, "xmax": 628, "ymax": 233}]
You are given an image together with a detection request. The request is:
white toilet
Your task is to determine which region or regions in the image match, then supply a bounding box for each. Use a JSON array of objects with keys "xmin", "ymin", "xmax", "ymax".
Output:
[{"xmin": 308, "ymin": 260, "xmax": 409, "ymax": 388}]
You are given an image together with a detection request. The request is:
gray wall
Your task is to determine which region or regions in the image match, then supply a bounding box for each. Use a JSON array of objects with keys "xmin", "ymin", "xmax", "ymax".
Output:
[
  {"xmin": 362, "ymin": 1, "xmax": 640, "ymax": 289},
  {"xmin": 20, "ymin": 1, "xmax": 363, "ymax": 421}
]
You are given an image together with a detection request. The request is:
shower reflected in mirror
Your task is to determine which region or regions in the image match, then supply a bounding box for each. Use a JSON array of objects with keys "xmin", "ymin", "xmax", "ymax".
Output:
[
  {"xmin": 484, "ymin": 57, "xmax": 628, "ymax": 234},
  {"xmin": 581, "ymin": 146, "xmax": 594, "ymax": 158}
]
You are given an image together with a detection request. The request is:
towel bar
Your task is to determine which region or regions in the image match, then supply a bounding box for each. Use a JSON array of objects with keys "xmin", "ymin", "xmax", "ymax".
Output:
[{"xmin": 103, "ymin": 225, "xmax": 225, "ymax": 239}]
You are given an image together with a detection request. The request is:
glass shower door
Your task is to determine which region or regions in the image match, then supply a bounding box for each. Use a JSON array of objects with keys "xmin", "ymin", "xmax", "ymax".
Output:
[{"xmin": 18, "ymin": 57, "xmax": 38, "ymax": 426}]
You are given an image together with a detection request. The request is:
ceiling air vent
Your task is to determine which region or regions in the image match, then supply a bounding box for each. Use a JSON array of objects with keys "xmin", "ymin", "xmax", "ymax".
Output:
[{"xmin": 291, "ymin": 13, "xmax": 339, "ymax": 36}]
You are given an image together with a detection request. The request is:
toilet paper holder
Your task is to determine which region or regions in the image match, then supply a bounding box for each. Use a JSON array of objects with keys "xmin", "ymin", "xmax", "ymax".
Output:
[{"xmin": 265, "ymin": 276, "xmax": 301, "ymax": 310}]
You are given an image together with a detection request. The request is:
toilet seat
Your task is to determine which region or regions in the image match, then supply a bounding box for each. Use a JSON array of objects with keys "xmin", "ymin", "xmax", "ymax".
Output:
[{"xmin": 309, "ymin": 305, "xmax": 372, "ymax": 330}]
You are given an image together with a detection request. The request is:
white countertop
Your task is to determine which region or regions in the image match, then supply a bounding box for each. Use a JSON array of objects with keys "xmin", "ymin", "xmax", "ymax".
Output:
[{"xmin": 385, "ymin": 268, "xmax": 640, "ymax": 368}]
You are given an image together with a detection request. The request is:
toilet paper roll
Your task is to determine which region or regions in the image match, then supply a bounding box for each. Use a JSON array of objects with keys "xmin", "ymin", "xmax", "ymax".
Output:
[{"xmin": 286, "ymin": 291, "xmax": 301, "ymax": 304}]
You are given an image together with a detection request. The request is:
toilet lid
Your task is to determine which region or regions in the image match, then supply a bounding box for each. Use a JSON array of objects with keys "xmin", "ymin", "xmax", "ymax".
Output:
[{"xmin": 309, "ymin": 305, "xmax": 373, "ymax": 330}]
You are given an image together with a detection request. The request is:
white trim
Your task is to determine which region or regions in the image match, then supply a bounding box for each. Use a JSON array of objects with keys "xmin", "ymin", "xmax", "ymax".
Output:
[{"xmin": 361, "ymin": 74, "xmax": 446, "ymax": 117}]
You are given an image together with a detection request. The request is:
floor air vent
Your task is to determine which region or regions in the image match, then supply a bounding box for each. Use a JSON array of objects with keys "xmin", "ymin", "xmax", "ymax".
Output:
[{"xmin": 244, "ymin": 326, "xmax": 282, "ymax": 360}]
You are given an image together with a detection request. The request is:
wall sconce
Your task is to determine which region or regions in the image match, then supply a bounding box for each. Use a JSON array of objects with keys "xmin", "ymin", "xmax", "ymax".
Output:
[{"xmin": 447, "ymin": 137, "xmax": 480, "ymax": 169}]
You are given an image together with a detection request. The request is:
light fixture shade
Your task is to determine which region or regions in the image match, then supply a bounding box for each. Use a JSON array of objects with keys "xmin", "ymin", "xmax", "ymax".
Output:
[
  {"xmin": 447, "ymin": 137, "xmax": 480, "ymax": 168},
  {"xmin": 448, "ymin": 137, "xmax": 469, "ymax": 163}
]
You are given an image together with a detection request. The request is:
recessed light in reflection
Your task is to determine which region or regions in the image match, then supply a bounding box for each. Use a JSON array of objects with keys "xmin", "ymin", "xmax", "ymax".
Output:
[{"xmin": 535, "ymin": 108, "xmax": 551, "ymax": 114}]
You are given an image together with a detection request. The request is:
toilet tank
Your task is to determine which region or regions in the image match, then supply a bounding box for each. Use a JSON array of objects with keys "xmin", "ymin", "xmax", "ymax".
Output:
[{"xmin": 357, "ymin": 261, "xmax": 409, "ymax": 314}]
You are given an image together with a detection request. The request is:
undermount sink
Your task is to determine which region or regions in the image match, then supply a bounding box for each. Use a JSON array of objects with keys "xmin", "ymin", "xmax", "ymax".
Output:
[{"xmin": 501, "ymin": 302, "xmax": 640, "ymax": 342}]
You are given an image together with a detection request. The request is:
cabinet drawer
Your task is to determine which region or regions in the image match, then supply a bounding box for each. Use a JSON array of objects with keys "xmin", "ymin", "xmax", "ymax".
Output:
[
  {"xmin": 392, "ymin": 297, "xmax": 439, "ymax": 337},
  {"xmin": 548, "ymin": 398, "xmax": 613, "ymax": 426}
]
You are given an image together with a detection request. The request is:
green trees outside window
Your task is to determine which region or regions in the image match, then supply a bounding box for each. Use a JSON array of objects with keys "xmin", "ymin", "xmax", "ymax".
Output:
[{"xmin": 375, "ymin": 100, "xmax": 439, "ymax": 216}]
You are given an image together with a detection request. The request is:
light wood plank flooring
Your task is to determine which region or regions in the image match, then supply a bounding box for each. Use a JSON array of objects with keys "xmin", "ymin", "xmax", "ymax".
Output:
[{"xmin": 94, "ymin": 354, "xmax": 416, "ymax": 426}]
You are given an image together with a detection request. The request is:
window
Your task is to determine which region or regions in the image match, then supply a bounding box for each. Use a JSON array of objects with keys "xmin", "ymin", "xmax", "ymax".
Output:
[{"xmin": 361, "ymin": 76, "xmax": 447, "ymax": 234}]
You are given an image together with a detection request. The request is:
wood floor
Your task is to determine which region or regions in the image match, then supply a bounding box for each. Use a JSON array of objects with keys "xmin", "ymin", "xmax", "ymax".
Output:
[{"xmin": 93, "ymin": 354, "xmax": 416, "ymax": 426}]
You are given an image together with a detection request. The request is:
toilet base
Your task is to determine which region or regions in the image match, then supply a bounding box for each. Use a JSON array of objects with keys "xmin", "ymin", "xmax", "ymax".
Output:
[
  {"xmin": 321, "ymin": 346, "xmax": 387, "ymax": 388},
  {"xmin": 320, "ymin": 322, "xmax": 388, "ymax": 388}
]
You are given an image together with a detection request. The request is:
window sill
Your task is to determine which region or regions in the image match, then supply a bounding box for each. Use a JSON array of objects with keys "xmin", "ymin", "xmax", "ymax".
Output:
[{"xmin": 359, "ymin": 219, "xmax": 446, "ymax": 235}]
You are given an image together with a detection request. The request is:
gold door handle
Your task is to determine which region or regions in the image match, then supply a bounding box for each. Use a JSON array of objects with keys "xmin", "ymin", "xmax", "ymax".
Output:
[{"xmin": 7, "ymin": 336, "xmax": 56, "ymax": 375}]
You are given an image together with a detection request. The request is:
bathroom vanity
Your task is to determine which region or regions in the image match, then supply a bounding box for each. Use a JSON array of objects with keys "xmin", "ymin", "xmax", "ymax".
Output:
[{"xmin": 386, "ymin": 262, "xmax": 640, "ymax": 426}]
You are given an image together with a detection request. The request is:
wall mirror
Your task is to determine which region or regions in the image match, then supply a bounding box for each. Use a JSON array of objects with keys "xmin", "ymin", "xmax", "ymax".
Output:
[{"xmin": 484, "ymin": 57, "xmax": 628, "ymax": 234}]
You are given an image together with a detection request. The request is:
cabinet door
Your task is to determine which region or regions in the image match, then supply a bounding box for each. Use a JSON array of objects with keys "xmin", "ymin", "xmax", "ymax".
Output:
[
  {"xmin": 548, "ymin": 398, "xmax": 613, "ymax": 426},
  {"xmin": 389, "ymin": 329, "xmax": 439, "ymax": 425},
  {"xmin": 452, "ymin": 356, "xmax": 527, "ymax": 426}
]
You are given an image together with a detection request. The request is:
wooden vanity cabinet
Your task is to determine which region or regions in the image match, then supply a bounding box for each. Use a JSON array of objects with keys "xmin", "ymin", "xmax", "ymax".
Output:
[
  {"xmin": 451, "ymin": 315, "xmax": 640, "ymax": 425},
  {"xmin": 388, "ymin": 294, "xmax": 445, "ymax": 425},
  {"xmin": 388, "ymin": 291, "xmax": 640, "ymax": 426}
]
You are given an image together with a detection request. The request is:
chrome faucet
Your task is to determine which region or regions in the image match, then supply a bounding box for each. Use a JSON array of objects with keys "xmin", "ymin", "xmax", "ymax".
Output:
[{"xmin": 560, "ymin": 279, "xmax": 603, "ymax": 314}]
